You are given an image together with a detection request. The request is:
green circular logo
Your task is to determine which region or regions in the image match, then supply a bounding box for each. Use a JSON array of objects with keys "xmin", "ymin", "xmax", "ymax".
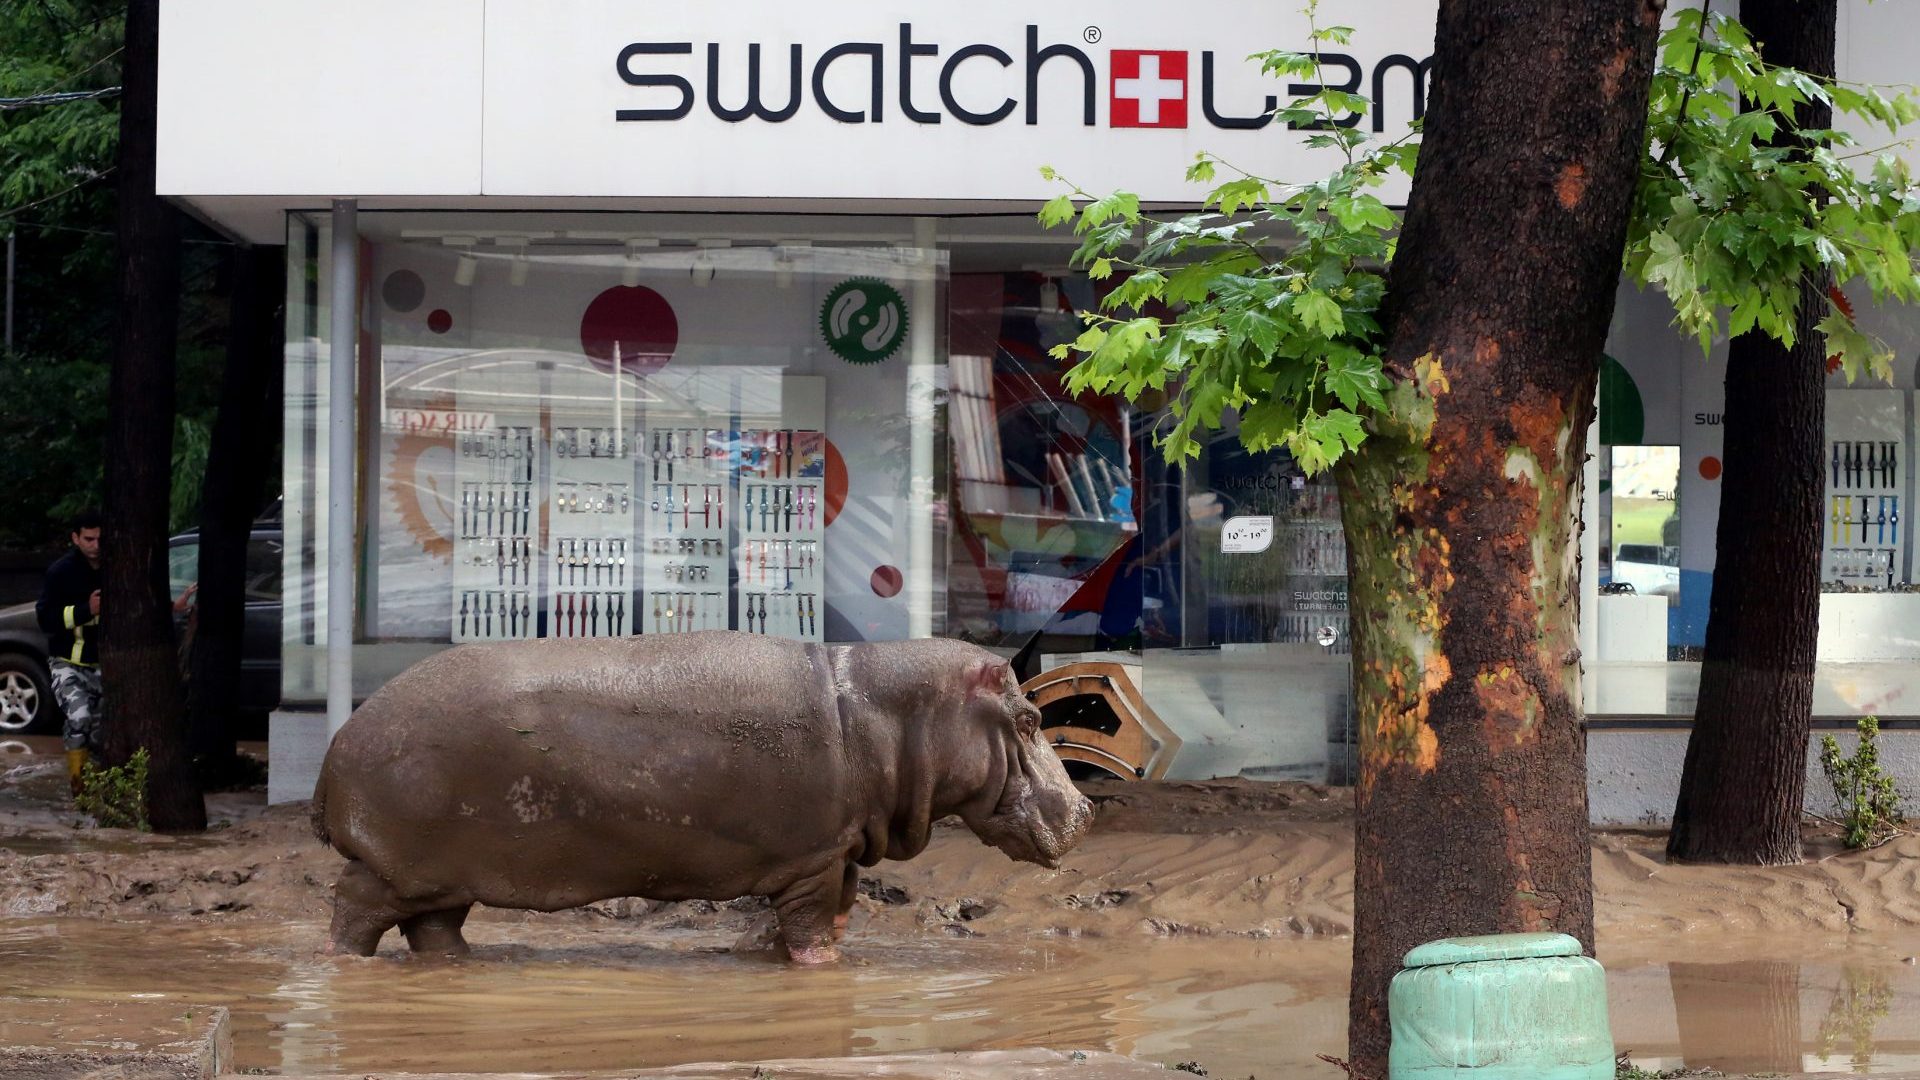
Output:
[{"xmin": 820, "ymin": 278, "xmax": 909, "ymax": 364}]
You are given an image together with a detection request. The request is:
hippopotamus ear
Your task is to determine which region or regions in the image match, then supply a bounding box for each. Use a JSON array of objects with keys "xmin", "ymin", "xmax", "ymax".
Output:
[{"xmin": 965, "ymin": 658, "xmax": 1014, "ymax": 700}]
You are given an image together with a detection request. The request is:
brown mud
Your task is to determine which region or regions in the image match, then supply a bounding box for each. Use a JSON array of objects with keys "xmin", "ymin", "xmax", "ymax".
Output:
[{"xmin": 7, "ymin": 740, "xmax": 1920, "ymax": 1076}]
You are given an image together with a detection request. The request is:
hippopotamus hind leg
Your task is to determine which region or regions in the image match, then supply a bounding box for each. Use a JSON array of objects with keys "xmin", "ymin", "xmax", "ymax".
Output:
[
  {"xmin": 400, "ymin": 904, "xmax": 474, "ymax": 958},
  {"xmin": 326, "ymin": 859, "xmax": 411, "ymax": 956}
]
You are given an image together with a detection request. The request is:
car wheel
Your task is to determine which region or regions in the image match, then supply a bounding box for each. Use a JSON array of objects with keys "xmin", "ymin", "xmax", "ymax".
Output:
[{"xmin": 0, "ymin": 654, "xmax": 54, "ymax": 735}]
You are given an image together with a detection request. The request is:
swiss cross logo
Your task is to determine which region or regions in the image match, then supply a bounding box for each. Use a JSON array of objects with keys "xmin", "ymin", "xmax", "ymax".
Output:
[{"xmin": 1109, "ymin": 50, "xmax": 1188, "ymax": 128}]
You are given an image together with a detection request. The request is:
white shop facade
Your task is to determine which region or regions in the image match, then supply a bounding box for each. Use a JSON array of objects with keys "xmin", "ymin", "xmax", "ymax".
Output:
[{"xmin": 154, "ymin": 0, "xmax": 1920, "ymax": 815}]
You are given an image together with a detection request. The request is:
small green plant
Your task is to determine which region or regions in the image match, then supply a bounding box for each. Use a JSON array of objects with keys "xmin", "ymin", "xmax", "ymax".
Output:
[
  {"xmin": 74, "ymin": 747, "xmax": 150, "ymax": 831},
  {"xmin": 1612, "ymin": 1055, "xmax": 1714, "ymax": 1079},
  {"xmin": 1820, "ymin": 716, "xmax": 1906, "ymax": 849}
]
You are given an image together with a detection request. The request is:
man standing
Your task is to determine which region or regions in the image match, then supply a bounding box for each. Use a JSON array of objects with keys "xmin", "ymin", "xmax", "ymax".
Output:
[{"xmin": 38, "ymin": 511, "xmax": 104, "ymax": 793}]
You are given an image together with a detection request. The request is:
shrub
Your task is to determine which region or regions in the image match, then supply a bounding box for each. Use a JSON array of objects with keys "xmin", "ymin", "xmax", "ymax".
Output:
[
  {"xmin": 1819, "ymin": 716, "xmax": 1905, "ymax": 849},
  {"xmin": 75, "ymin": 747, "xmax": 150, "ymax": 831}
]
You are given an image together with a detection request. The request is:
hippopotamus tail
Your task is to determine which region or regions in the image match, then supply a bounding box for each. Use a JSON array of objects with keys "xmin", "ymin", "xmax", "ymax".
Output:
[{"xmin": 310, "ymin": 769, "xmax": 332, "ymax": 847}]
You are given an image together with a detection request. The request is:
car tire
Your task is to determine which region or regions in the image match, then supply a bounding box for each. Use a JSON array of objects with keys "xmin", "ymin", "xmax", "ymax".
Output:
[{"xmin": 0, "ymin": 653, "xmax": 56, "ymax": 736}]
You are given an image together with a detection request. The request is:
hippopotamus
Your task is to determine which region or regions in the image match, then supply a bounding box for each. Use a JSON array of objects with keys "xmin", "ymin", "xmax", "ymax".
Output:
[{"xmin": 311, "ymin": 632, "xmax": 1093, "ymax": 964}]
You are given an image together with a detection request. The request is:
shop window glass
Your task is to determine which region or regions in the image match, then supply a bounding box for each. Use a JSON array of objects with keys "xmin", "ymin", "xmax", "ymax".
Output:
[
  {"xmin": 1590, "ymin": 282, "xmax": 1920, "ymax": 720},
  {"xmin": 281, "ymin": 212, "xmax": 948, "ymax": 704},
  {"xmin": 945, "ymin": 271, "xmax": 1138, "ymax": 653}
]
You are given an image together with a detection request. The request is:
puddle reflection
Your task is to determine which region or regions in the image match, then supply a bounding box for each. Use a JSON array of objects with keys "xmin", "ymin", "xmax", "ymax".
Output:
[{"xmin": 1613, "ymin": 950, "xmax": 1920, "ymax": 1076}]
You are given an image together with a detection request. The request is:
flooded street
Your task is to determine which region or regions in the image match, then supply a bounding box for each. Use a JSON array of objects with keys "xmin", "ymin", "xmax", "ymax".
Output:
[
  {"xmin": 12, "ymin": 741, "xmax": 1920, "ymax": 1077},
  {"xmin": 5, "ymin": 916, "xmax": 1920, "ymax": 1076}
]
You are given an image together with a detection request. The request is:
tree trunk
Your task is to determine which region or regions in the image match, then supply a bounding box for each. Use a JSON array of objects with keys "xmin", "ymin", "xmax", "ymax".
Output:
[
  {"xmin": 1337, "ymin": 1, "xmax": 1662, "ymax": 1070},
  {"xmin": 101, "ymin": 0, "xmax": 204, "ymax": 832},
  {"xmin": 1667, "ymin": 0, "xmax": 1836, "ymax": 866},
  {"xmin": 188, "ymin": 244, "xmax": 283, "ymax": 771}
]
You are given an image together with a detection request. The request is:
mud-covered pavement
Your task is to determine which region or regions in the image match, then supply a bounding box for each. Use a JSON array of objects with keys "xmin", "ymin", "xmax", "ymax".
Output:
[{"xmin": 8, "ymin": 738, "xmax": 1920, "ymax": 1076}]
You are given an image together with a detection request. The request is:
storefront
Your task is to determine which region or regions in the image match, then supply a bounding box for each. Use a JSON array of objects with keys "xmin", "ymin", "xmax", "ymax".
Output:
[{"xmin": 154, "ymin": 0, "xmax": 1920, "ymax": 811}]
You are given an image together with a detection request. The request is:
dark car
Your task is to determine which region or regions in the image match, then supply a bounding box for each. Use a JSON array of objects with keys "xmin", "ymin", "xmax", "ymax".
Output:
[{"xmin": 0, "ymin": 527, "xmax": 283, "ymax": 736}]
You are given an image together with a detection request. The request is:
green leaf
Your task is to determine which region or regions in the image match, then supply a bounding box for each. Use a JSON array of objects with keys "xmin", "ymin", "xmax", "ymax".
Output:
[
  {"xmin": 1253, "ymin": 50, "xmax": 1320, "ymax": 79},
  {"xmin": 1223, "ymin": 307, "xmax": 1284, "ymax": 358},
  {"xmin": 1329, "ymin": 193, "xmax": 1397, "ymax": 232},
  {"xmin": 1290, "ymin": 409, "xmax": 1369, "ymax": 474},
  {"xmin": 1078, "ymin": 191, "xmax": 1141, "ymax": 233},
  {"xmin": 1039, "ymin": 193, "xmax": 1077, "ymax": 229},
  {"xmin": 1209, "ymin": 177, "xmax": 1272, "ymax": 218},
  {"xmin": 1294, "ymin": 291, "xmax": 1346, "ymax": 337},
  {"xmin": 1322, "ymin": 347, "xmax": 1388, "ymax": 412}
]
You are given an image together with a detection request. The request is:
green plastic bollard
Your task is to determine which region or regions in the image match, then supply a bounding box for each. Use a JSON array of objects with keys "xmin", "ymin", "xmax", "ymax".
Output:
[{"xmin": 1387, "ymin": 931, "xmax": 1613, "ymax": 1079}]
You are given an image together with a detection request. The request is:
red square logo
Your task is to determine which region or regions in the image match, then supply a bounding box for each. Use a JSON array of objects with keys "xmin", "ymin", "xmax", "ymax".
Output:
[{"xmin": 1110, "ymin": 50, "xmax": 1188, "ymax": 128}]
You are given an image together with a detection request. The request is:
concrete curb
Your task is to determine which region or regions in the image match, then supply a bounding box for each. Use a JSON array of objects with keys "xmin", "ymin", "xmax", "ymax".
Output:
[{"xmin": 0, "ymin": 996, "xmax": 230, "ymax": 1080}]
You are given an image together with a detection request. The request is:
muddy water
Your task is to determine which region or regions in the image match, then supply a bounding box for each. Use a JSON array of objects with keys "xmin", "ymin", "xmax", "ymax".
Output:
[
  {"xmin": 0, "ymin": 919, "xmax": 1346, "ymax": 1076},
  {"xmin": 6, "ymin": 919, "xmax": 1920, "ymax": 1077}
]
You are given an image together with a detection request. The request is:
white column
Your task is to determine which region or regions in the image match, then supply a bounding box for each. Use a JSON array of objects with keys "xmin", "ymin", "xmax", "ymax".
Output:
[
  {"xmin": 1580, "ymin": 402, "xmax": 1600, "ymax": 708},
  {"xmin": 327, "ymin": 200, "xmax": 358, "ymax": 738},
  {"xmin": 907, "ymin": 218, "xmax": 938, "ymax": 638}
]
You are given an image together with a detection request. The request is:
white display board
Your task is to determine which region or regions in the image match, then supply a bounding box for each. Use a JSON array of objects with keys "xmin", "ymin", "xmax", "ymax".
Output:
[{"xmin": 1823, "ymin": 389, "xmax": 1906, "ymax": 588}]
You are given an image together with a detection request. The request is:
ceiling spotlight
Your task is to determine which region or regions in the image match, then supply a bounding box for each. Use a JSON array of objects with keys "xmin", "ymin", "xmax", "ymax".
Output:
[
  {"xmin": 623, "ymin": 237, "xmax": 658, "ymax": 287},
  {"xmin": 1039, "ymin": 276, "xmax": 1059, "ymax": 313},
  {"xmin": 497, "ymin": 237, "xmax": 530, "ymax": 287},
  {"xmin": 444, "ymin": 236, "xmax": 478, "ymax": 287},
  {"xmin": 691, "ymin": 238, "xmax": 730, "ymax": 287},
  {"xmin": 774, "ymin": 239, "xmax": 809, "ymax": 290}
]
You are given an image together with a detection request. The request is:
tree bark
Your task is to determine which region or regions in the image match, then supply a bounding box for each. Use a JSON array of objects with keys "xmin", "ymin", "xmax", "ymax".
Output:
[
  {"xmin": 1337, "ymin": 1, "xmax": 1662, "ymax": 1071},
  {"xmin": 1667, "ymin": 0, "xmax": 1836, "ymax": 866},
  {"xmin": 101, "ymin": 0, "xmax": 205, "ymax": 831},
  {"xmin": 188, "ymin": 244, "xmax": 283, "ymax": 768}
]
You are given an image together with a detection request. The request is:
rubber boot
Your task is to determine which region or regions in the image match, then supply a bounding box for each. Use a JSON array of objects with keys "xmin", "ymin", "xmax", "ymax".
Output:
[{"xmin": 66, "ymin": 749, "xmax": 89, "ymax": 797}]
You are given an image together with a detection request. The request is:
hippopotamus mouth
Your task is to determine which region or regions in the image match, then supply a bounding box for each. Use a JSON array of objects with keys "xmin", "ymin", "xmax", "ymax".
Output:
[{"xmin": 970, "ymin": 758, "xmax": 1096, "ymax": 868}]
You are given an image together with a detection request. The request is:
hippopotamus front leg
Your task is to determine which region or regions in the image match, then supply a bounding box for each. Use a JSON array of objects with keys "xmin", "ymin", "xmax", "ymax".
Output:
[
  {"xmin": 400, "ymin": 905, "xmax": 474, "ymax": 958},
  {"xmin": 833, "ymin": 861, "xmax": 858, "ymax": 943},
  {"xmin": 773, "ymin": 861, "xmax": 849, "ymax": 965}
]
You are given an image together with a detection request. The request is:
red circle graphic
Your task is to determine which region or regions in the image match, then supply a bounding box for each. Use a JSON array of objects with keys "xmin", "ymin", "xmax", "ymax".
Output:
[
  {"xmin": 580, "ymin": 285, "xmax": 679, "ymax": 375},
  {"xmin": 822, "ymin": 439, "xmax": 848, "ymax": 528},
  {"xmin": 871, "ymin": 565, "xmax": 903, "ymax": 598},
  {"xmin": 1699, "ymin": 456, "xmax": 1722, "ymax": 480},
  {"xmin": 426, "ymin": 309, "xmax": 453, "ymax": 334}
]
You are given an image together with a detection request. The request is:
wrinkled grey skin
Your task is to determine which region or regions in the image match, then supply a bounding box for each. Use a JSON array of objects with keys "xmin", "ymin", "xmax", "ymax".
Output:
[{"xmin": 313, "ymin": 632, "xmax": 1093, "ymax": 963}]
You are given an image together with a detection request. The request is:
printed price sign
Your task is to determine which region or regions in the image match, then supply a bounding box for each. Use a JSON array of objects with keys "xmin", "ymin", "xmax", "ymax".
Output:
[{"xmin": 1221, "ymin": 515, "xmax": 1275, "ymax": 554}]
